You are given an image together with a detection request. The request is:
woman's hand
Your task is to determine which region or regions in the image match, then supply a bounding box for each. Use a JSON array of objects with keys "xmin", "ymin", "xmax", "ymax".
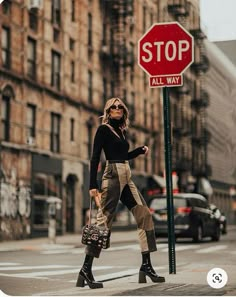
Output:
[
  {"xmin": 89, "ymin": 189, "xmax": 101, "ymax": 207},
  {"xmin": 142, "ymin": 145, "xmax": 149, "ymax": 155}
]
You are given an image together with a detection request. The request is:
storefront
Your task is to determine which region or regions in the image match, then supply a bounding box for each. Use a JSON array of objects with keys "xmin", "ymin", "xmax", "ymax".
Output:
[{"xmin": 31, "ymin": 154, "xmax": 62, "ymax": 237}]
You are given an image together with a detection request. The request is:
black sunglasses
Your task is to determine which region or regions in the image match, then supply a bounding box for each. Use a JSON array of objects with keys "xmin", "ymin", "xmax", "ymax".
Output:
[{"xmin": 110, "ymin": 104, "xmax": 124, "ymax": 110}]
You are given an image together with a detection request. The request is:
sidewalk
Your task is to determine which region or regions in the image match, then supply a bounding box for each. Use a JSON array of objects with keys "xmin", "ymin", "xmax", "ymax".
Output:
[
  {"xmin": 1, "ymin": 225, "xmax": 236, "ymax": 252},
  {"xmin": 1, "ymin": 227, "xmax": 236, "ymax": 296},
  {"xmin": 0, "ymin": 229, "xmax": 138, "ymax": 252}
]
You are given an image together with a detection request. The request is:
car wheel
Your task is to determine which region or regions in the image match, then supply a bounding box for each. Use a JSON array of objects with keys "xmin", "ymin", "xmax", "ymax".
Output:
[
  {"xmin": 222, "ymin": 223, "xmax": 227, "ymax": 235},
  {"xmin": 193, "ymin": 225, "xmax": 203, "ymax": 242},
  {"xmin": 212, "ymin": 225, "xmax": 221, "ymax": 241}
]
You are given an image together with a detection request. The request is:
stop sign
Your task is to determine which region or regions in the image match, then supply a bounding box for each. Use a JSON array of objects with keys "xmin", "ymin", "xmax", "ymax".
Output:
[{"xmin": 138, "ymin": 22, "xmax": 194, "ymax": 77}]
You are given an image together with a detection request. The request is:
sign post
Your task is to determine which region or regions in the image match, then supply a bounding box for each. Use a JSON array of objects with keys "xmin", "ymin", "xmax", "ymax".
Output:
[{"xmin": 138, "ymin": 22, "xmax": 194, "ymax": 274}]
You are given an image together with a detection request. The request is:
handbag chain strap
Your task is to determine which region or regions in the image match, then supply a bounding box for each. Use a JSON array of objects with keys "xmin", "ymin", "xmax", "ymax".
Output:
[{"xmin": 88, "ymin": 194, "xmax": 108, "ymax": 229}]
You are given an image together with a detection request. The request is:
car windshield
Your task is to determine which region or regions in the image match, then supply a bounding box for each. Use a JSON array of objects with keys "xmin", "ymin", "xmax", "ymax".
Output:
[{"xmin": 150, "ymin": 197, "xmax": 187, "ymax": 210}]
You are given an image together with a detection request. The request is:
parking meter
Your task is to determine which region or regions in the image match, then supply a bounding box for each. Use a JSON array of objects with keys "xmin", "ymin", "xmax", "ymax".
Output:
[{"xmin": 46, "ymin": 197, "xmax": 62, "ymax": 243}]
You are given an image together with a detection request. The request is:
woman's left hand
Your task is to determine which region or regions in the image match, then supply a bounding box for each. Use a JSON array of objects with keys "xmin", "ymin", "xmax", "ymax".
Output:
[{"xmin": 142, "ymin": 145, "xmax": 149, "ymax": 155}]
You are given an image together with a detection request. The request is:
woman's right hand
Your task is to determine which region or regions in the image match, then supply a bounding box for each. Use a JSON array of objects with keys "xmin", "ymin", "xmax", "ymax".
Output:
[
  {"xmin": 89, "ymin": 189, "xmax": 98, "ymax": 198},
  {"xmin": 89, "ymin": 189, "xmax": 101, "ymax": 207}
]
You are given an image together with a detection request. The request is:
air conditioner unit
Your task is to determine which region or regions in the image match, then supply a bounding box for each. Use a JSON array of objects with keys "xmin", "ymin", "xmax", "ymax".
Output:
[
  {"xmin": 27, "ymin": 136, "xmax": 35, "ymax": 146},
  {"xmin": 101, "ymin": 45, "xmax": 109, "ymax": 54},
  {"xmin": 129, "ymin": 16, "xmax": 135, "ymax": 25},
  {"xmin": 28, "ymin": 0, "xmax": 43, "ymax": 10}
]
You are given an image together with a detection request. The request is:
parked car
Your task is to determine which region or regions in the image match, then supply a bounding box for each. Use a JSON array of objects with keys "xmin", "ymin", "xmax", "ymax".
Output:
[
  {"xmin": 209, "ymin": 204, "xmax": 227, "ymax": 234},
  {"xmin": 148, "ymin": 193, "xmax": 221, "ymax": 242}
]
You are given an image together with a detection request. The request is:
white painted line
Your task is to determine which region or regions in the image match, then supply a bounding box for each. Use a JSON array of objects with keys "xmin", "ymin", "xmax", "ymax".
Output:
[
  {"xmin": 161, "ymin": 245, "xmax": 201, "ymax": 252},
  {"xmin": 0, "ymin": 265, "xmax": 72, "ymax": 271},
  {"xmin": 196, "ymin": 245, "xmax": 228, "ymax": 254},
  {"xmin": 40, "ymin": 244, "xmax": 75, "ymax": 250},
  {"xmin": 0, "ymin": 263, "xmax": 21, "ymax": 266},
  {"xmin": 103, "ymin": 244, "xmax": 140, "ymax": 252},
  {"xmin": 41, "ymin": 249, "xmax": 77, "ymax": 255},
  {"xmin": 0, "ymin": 266, "xmax": 114, "ymax": 279}
]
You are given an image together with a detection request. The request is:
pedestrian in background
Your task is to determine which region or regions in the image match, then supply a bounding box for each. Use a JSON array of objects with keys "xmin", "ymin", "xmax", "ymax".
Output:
[{"xmin": 76, "ymin": 97, "xmax": 165, "ymax": 289}]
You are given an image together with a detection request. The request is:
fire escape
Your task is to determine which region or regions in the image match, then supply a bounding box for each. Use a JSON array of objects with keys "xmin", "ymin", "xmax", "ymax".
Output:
[
  {"xmin": 190, "ymin": 26, "xmax": 211, "ymax": 182},
  {"xmin": 168, "ymin": 1, "xmax": 211, "ymax": 193},
  {"xmin": 100, "ymin": 0, "xmax": 135, "ymax": 99}
]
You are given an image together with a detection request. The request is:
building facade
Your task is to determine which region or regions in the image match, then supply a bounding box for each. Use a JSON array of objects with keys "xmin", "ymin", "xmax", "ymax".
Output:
[
  {"xmin": 204, "ymin": 40, "xmax": 236, "ymax": 223},
  {"xmin": 0, "ymin": 0, "xmax": 163, "ymax": 240}
]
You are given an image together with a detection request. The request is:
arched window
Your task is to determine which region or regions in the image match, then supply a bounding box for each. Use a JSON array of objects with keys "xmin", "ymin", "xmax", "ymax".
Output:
[{"xmin": 1, "ymin": 85, "xmax": 14, "ymax": 141}]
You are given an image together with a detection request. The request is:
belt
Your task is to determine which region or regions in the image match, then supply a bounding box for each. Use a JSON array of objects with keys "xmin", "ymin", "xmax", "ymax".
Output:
[{"xmin": 108, "ymin": 160, "xmax": 127, "ymax": 164}]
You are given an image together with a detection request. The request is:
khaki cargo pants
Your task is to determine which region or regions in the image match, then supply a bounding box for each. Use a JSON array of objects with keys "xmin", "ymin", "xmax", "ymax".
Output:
[{"xmin": 85, "ymin": 161, "xmax": 157, "ymax": 258}]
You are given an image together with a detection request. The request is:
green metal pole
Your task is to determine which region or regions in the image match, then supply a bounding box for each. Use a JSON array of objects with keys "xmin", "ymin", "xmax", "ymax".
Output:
[{"xmin": 162, "ymin": 86, "xmax": 176, "ymax": 274}]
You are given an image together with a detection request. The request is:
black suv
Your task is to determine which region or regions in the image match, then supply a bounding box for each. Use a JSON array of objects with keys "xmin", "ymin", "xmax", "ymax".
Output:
[{"xmin": 148, "ymin": 193, "xmax": 221, "ymax": 242}]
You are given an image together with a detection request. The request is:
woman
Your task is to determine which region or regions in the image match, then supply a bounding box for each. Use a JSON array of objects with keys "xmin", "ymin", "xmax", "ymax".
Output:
[{"xmin": 76, "ymin": 98, "xmax": 165, "ymax": 289}]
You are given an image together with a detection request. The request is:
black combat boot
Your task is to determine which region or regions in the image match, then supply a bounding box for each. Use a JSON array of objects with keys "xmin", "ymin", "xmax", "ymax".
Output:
[
  {"xmin": 139, "ymin": 252, "xmax": 165, "ymax": 283},
  {"xmin": 76, "ymin": 255, "xmax": 103, "ymax": 289}
]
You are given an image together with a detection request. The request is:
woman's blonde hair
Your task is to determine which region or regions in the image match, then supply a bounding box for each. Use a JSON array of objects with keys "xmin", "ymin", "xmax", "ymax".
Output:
[{"xmin": 101, "ymin": 98, "xmax": 129, "ymax": 129}]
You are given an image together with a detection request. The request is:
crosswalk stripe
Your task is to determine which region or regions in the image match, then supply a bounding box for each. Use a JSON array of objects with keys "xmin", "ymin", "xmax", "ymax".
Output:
[
  {"xmin": 161, "ymin": 245, "xmax": 201, "ymax": 252},
  {"xmin": 196, "ymin": 245, "xmax": 228, "ymax": 253},
  {"xmin": 0, "ymin": 265, "xmax": 71, "ymax": 271},
  {"xmin": 0, "ymin": 263, "xmax": 21, "ymax": 266},
  {"xmin": 104, "ymin": 244, "xmax": 140, "ymax": 252},
  {"xmin": 40, "ymin": 243, "xmax": 230, "ymax": 255},
  {"xmin": 41, "ymin": 249, "xmax": 79, "ymax": 255},
  {"xmin": 0, "ymin": 266, "xmax": 114, "ymax": 279}
]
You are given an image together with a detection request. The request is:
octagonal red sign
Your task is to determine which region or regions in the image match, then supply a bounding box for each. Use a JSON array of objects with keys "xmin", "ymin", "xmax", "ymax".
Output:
[{"xmin": 138, "ymin": 22, "xmax": 194, "ymax": 77}]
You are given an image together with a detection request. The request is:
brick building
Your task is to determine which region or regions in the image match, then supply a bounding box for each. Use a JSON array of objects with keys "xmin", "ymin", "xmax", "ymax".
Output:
[
  {"xmin": 0, "ymin": 0, "xmax": 163, "ymax": 239},
  {"xmin": 0, "ymin": 0, "xmax": 212, "ymax": 240}
]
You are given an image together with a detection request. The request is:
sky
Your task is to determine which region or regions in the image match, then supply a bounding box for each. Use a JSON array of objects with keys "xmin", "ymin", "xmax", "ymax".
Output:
[{"xmin": 200, "ymin": 0, "xmax": 236, "ymax": 41}]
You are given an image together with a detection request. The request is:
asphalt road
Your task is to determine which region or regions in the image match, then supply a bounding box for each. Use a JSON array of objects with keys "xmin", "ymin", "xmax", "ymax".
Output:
[{"xmin": 0, "ymin": 229, "xmax": 236, "ymax": 296}]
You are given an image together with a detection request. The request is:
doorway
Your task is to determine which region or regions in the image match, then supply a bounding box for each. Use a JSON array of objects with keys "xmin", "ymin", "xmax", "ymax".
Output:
[{"xmin": 66, "ymin": 175, "xmax": 77, "ymax": 232}]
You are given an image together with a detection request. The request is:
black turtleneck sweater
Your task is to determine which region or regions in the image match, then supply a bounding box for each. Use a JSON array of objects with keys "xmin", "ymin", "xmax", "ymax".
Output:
[{"xmin": 90, "ymin": 118, "xmax": 145, "ymax": 189}]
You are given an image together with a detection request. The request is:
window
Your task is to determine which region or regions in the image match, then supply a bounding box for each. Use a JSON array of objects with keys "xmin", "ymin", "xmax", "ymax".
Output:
[
  {"xmin": 27, "ymin": 38, "xmax": 36, "ymax": 79},
  {"xmin": 88, "ymin": 70, "xmax": 93, "ymax": 104},
  {"xmin": 53, "ymin": 28, "xmax": 60, "ymax": 43},
  {"xmin": 50, "ymin": 113, "xmax": 60, "ymax": 152},
  {"xmin": 51, "ymin": 51, "xmax": 61, "ymax": 90},
  {"xmin": 69, "ymin": 38, "xmax": 75, "ymax": 51},
  {"xmin": 88, "ymin": 13, "xmax": 92, "ymax": 47},
  {"xmin": 151, "ymin": 139, "xmax": 157, "ymax": 173},
  {"xmin": 71, "ymin": 0, "xmax": 75, "ymax": 22},
  {"xmin": 71, "ymin": 61, "xmax": 75, "ymax": 82},
  {"xmin": 130, "ymin": 91, "xmax": 135, "ymax": 121},
  {"xmin": 103, "ymin": 77, "xmax": 107, "ymax": 105},
  {"xmin": 70, "ymin": 118, "xmax": 74, "ymax": 142},
  {"xmin": 1, "ymin": 26, "xmax": 11, "ymax": 69},
  {"xmin": 151, "ymin": 103, "xmax": 154, "ymax": 130},
  {"xmin": 33, "ymin": 173, "xmax": 61, "ymax": 226},
  {"xmin": 51, "ymin": 0, "xmax": 61, "ymax": 26},
  {"xmin": 143, "ymin": 6, "xmax": 146, "ymax": 33},
  {"xmin": 1, "ymin": 96, "xmax": 10, "ymax": 141},
  {"xmin": 87, "ymin": 124, "xmax": 92, "ymax": 158},
  {"xmin": 27, "ymin": 104, "xmax": 36, "ymax": 137},
  {"xmin": 144, "ymin": 99, "xmax": 147, "ymax": 126},
  {"xmin": 2, "ymin": 0, "xmax": 11, "ymax": 15},
  {"xmin": 110, "ymin": 80, "xmax": 115, "ymax": 97},
  {"xmin": 102, "ymin": 22, "xmax": 107, "ymax": 45},
  {"xmin": 29, "ymin": 9, "xmax": 38, "ymax": 31}
]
